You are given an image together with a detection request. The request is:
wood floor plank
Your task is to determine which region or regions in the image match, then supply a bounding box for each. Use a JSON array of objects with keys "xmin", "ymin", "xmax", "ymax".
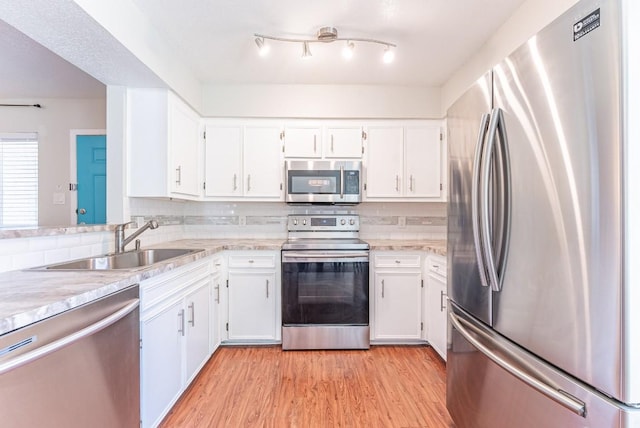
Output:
[{"xmin": 160, "ymin": 345, "xmax": 455, "ymax": 428}]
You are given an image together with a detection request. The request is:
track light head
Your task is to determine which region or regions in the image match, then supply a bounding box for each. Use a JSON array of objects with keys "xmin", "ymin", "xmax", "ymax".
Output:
[
  {"xmin": 383, "ymin": 45, "xmax": 395, "ymax": 64},
  {"xmin": 302, "ymin": 41, "xmax": 312, "ymax": 59},
  {"xmin": 342, "ymin": 41, "xmax": 355, "ymax": 60},
  {"xmin": 255, "ymin": 37, "xmax": 270, "ymax": 56}
]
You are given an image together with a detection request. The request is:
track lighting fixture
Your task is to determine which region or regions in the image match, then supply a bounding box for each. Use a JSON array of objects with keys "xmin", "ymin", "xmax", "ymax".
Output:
[{"xmin": 254, "ymin": 27, "xmax": 396, "ymax": 63}]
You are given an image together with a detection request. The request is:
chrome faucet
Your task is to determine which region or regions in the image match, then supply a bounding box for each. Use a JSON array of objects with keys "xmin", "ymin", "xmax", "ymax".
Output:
[{"xmin": 114, "ymin": 219, "xmax": 159, "ymax": 253}]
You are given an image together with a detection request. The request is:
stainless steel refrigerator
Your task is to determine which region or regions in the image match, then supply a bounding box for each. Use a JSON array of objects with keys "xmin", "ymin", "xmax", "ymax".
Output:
[{"xmin": 446, "ymin": 0, "xmax": 640, "ymax": 426}]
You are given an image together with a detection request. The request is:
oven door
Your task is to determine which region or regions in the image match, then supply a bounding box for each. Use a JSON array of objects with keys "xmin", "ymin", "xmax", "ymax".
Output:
[{"xmin": 282, "ymin": 251, "xmax": 369, "ymax": 325}]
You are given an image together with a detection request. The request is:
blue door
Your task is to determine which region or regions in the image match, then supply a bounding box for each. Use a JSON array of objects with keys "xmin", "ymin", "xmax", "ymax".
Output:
[{"xmin": 76, "ymin": 135, "xmax": 106, "ymax": 224}]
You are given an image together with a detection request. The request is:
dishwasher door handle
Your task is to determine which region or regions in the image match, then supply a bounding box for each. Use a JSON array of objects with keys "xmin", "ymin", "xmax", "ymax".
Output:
[{"xmin": 0, "ymin": 299, "xmax": 139, "ymax": 376}]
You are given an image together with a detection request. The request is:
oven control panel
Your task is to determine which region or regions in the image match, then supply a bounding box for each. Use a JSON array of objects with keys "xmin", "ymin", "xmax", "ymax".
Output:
[{"xmin": 287, "ymin": 215, "xmax": 359, "ymax": 232}]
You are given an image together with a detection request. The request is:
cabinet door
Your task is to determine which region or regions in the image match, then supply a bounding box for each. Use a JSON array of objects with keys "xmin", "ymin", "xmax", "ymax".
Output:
[
  {"xmin": 243, "ymin": 126, "xmax": 283, "ymax": 198},
  {"xmin": 325, "ymin": 126, "xmax": 363, "ymax": 158},
  {"xmin": 210, "ymin": 264, "xmax": 223, "ymax": 353},
  {"xmin": 204, "ymin": 125, "xmax": 243, "ymax": 197},
  {"xmin": 228, "ymin": 271, "xmax": 277, "ymax": 340},
  {"xmin": 405, "ymin": 125, "xmax": 442, "ymax": 198},
  {"xmin": 374, "ymin": 271, "xmax": 422, "ymax": 340},
  {"xmin": 185, "ymin": 281, "xmax": 211, "ymax": 383},
  {"xmin": 169, "ymin": 99, "xmax": 201, "ymax": 197},
  {"xmin": 284, "ymin": 126, "xmax": 321, "ymax": 158},
  {"xmin": 140, "ymin": 300, "xmax": 183, "ymax": 428},
  {"xmin": 366, "ymin": 126, "xmax": 404, "ymax": 197},
  {"xmin": 427, "ymin": 273, "xmax": 447, "ymax": 360}
]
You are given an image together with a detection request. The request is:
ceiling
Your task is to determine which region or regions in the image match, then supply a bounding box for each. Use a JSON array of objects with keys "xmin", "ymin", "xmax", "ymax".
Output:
[{"xmin": 0, "ymin": 0, "xmax": 529, "ymax": 98}]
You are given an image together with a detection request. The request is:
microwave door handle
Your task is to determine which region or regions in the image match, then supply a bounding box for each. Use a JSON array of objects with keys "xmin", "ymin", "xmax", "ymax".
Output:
[{"xmin": 340, "ymin": 166, "xmax": 345, "ymax": 199}]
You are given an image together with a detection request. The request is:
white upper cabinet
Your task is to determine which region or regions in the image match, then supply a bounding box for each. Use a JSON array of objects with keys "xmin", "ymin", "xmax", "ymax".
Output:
[
  {"xmin": 405, "ymin": 125, "xmax": 442, "ymax": 198},
  {"xmin": 204, "ymin": 121, "xmax": 284, "ymax": 201},
  {"xmin": 204, "ymin": 125, "xmax": 243, "ymax": 197},
  {"xmin": 324, "ymin": 125, "xmax": 364, "ymax": 158},
  {"xmin": 365, "ymin": 126, "xmax": 404, "ymax": 197},
  {"xmin": 282, "ymin": 122, "xmax": 364, "ymax": 159},
  {"xmin": 128, "ymin": 88, "xmax": 202, "ymax": 200},
  {"xmin": 364, "ymin": 121, "xmax": 445, "ymax": 201},
  {"xmin": 283, "ymin": 125, "xmax": 321, "ymax": 158}
]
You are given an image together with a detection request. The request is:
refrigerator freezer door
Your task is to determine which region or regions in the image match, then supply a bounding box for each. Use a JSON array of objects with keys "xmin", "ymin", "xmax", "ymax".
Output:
[
  {"xmin": 447, "ymin": 304, "xmax": 639, "ymax": 428},
  {"xmin": 447, "ymin": 71, "xmax": 493, "ymax": 325},
  {"xmin": 491, "ymin": 0, "xmax": 625, "ymax": 402}
]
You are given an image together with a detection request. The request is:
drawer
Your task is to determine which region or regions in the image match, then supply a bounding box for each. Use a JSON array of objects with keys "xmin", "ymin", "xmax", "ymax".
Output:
[
  {"xmin": 374, "ymin": 253, "xmax": 421, "ymax": 268},
  {"xmin": 141, "ymin": 257, "xmax": 210, "ymax": 311},
  {"xmin": 428, "ymin": 254, "xmax": 447, "ymax": 276},
  {"xmin": 228, "ymin": 253, "xmax": 277, "ymax": 269}
]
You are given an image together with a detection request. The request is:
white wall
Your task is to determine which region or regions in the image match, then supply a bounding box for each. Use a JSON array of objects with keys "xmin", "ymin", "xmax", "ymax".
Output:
[
  {"xmin": 203, "ymin": 84, "xmax": 442, "ymax": 119},
  {"xmin": 441, "ymin": 0, "xmax": 579, "ymax": 113},
  {"xmin": 0, "ymin": 98, "xmax": 106, "ymax": 226}
]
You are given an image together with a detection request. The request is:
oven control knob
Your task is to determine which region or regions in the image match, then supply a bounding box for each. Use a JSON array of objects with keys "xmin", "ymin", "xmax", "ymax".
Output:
[
  {"xmin": 340, "ymin": 219, "xmax": 346, "ymax": 225},
  {"xmin": 293, "ymin": 219, "xmax": 298, "ymax": 225},
  {"xmin": 349, "ymin": 218, "xmax": 355, "ymax": 225},
  {"xmin": 302, "ymin": 219, "xmax": 307, "ymax": 225}
]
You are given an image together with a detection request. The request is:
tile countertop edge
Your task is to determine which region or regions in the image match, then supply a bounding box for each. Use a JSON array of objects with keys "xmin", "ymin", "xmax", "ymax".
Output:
[{"xmin": 0, "ymin": 239, "xmax": 285, "ymax": 336}]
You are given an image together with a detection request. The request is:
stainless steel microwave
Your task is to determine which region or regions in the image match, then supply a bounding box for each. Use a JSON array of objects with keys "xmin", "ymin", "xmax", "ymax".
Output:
[{"xmin": 285, "ymin": 160, "xmax": 362, "ymax": 204}]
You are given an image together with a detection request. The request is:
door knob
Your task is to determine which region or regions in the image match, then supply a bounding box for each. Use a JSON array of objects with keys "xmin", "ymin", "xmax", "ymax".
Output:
[{"xmin": 76, "ymin": 208, "xmax": 87, "ymax": 215}]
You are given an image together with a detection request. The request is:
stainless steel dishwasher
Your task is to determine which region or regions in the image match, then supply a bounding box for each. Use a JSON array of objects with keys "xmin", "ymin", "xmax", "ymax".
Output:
[{"xmin": 0, "ymin": 285, "xmax": 140, "ymax": 428}]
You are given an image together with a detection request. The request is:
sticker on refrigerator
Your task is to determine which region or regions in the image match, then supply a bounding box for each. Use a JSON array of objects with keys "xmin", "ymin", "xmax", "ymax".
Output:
[{"xmin": 573, "ymin": 8, "xmax": 600, "ymax": 41}]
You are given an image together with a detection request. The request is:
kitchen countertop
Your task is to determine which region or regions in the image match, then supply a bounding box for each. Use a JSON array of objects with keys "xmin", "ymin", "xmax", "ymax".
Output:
[
  {"xmin": 366, "ymin": 239, "xmax": 446, "ymax": 256},
  {"xmin": 0, "ymin": 238, "xmax": 445, "ymax": 336}
]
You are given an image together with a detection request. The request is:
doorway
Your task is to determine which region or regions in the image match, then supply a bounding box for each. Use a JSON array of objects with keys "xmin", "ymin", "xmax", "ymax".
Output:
[{"xmin": 70, "ymin": 130, "xmax": 106, "ymax": 225}]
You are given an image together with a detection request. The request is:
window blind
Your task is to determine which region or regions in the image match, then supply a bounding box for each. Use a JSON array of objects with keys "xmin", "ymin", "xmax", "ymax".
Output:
[{"xmin": 0, "ymin": 133, "xmax": 38, "ymax": 227}]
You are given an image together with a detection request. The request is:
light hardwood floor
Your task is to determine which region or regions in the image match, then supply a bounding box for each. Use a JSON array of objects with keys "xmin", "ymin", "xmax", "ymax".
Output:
[{"xmin": 160, "ymin": 345, "xmax": 455, "ymax": 428}]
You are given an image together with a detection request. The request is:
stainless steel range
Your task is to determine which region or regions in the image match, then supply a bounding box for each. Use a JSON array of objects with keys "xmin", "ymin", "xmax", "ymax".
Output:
[{"xmin": 281, "ymin": 214, "xmax": 369, "ymax": 350}]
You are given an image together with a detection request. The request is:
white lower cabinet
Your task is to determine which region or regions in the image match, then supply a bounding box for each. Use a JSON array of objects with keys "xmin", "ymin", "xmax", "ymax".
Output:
[
  {"xmin": 425, "ymin": 253, "xmax": 448, "ymax": 360},
  {"xmin": 371, "ymin": 252, "xmax": 424, "ymax": 343},
  {"xmin": 140, "ymin": 258, "xmax": 212, "ymax": 428},
  {"xmin": 225, "ymin": 251, "xmax": 281, "ymax": 343},
  {"xmin": 210, "ymin": 253, "xmax": 224, "ymax": 353}
]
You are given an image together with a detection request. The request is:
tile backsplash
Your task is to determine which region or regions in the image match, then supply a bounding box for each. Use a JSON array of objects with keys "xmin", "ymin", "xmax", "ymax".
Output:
[
  {"xmin": 130, "ymin": 198, "xmax": 447, "ymax": 240},
  {"xmin": 0, "ymin": 200, "xmax": 446, "ymax": 273}
]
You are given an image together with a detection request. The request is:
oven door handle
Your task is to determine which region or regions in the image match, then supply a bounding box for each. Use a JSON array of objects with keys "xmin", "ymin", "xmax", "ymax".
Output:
[{"xmin": 282, "ymin": 251, "xmax": 369, "ymax": 263}]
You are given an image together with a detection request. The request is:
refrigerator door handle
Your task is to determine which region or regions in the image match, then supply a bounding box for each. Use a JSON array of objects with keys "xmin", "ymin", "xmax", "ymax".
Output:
[
  {"xmin": 472, "ymin": 113, "xmax": 491, "ymax": 288},
  {"xmin": 493, "ymin": 108, "xmax": 512, "ymax": 286},
  {"xmin": 449, "ymin": 311, "xmax": 586, "ymax": 417},
  {"xmin": 480, "ymin": 108, "xmax": 511, "ymax": 292}
]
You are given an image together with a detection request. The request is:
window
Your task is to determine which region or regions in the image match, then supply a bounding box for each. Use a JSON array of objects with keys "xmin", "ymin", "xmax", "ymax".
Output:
[{"xmin": 0, "ymin": 133, "xmax": 38, "ymax": 227}]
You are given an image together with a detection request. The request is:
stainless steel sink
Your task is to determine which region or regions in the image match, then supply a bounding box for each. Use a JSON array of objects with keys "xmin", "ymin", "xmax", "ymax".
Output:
[{"xmin": 35, "ymin": 248, "xmax": 204, "ymax": 270}]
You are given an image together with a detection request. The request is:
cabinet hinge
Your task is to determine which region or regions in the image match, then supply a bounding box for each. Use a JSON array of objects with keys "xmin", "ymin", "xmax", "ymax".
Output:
[
  {"xmin": 421, "ymin": 279, "xmax": 424, "ymax": 288},
  {"xmin": 226, "ymin": 322, "xmax": 229, "ymax": 331},
  {"xmin": 282, "ymin": 144, "xmax": 285, "ymax": 153},
  {"xmin": 139, "ymin": 338, "xmax": 143, "ymax": 350},
  {"xmin": 226, "ymin": 279, "xmax": 229, "ymax": 288},
  {"xmin": 280, "ymin": 130, "xmax": 285, "ymax": 140},
  {"xmin": 440, "ymin": 183, "xmax": 443, "ymax": 191},
  {"xmin": 280, "ymin": 183, "xmax": 283, "ymax": 190},
  {"xmin": 364, "ymin": 183, "xmax": 367, "ymax": 191},
  {"xmin": 203, "ymin": 182, "xmax": 206, "ymax": 190},
  {"xmin": 361, "ymin": 146, "xmax": 364, "ymax": 154},
  {"xmin": 421, "ymin": 322, "xmax": 424, "ymax": 331},
  {"xmin": 362, "ymin": 130, "xmax": 367, "ymax": 140},
  {"xmin": 203, "ymin": 131, "xmax": 207, "ymax": 140},
  {"xmin": 440, "ymin": 132, "xmax": 443, "ymax": 141}
]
